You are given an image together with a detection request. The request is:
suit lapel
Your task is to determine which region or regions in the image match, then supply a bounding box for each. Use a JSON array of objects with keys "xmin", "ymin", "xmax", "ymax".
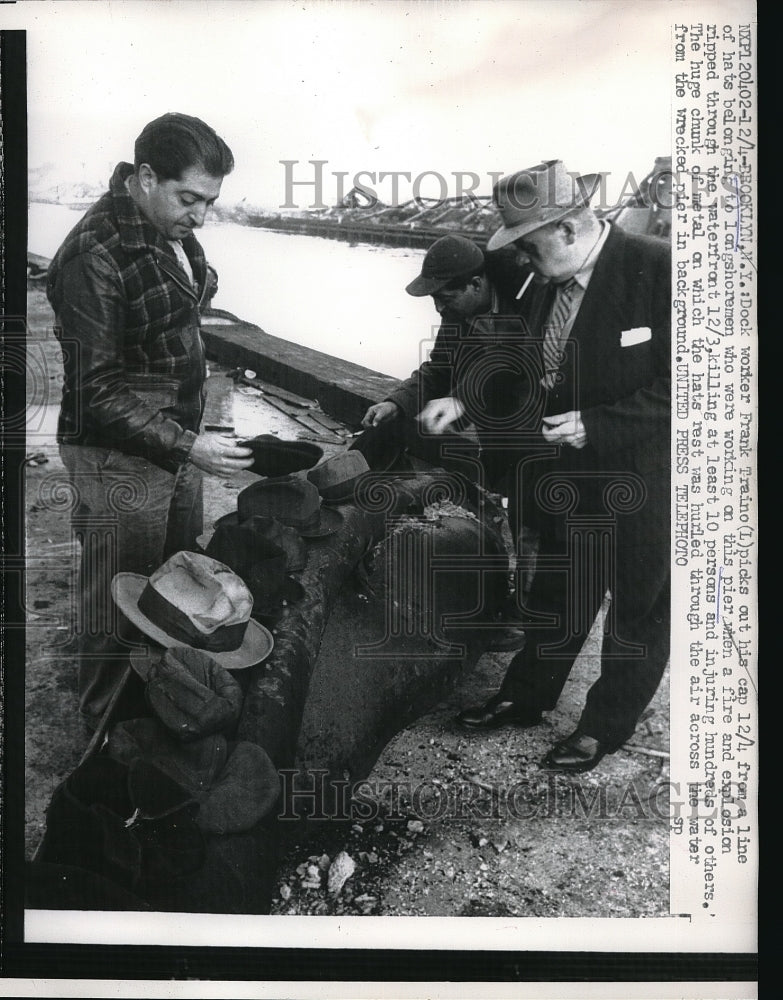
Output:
[{"xmin": 569, "ymin": 224, "xmax": 627, "ymax": 347}]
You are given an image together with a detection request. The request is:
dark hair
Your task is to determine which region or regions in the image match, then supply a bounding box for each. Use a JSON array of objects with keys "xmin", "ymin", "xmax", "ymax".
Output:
[
  {"xmin": 134, "ymin": 112, "xmax": 234, "ymax": 180},
  {"xmin": 442, "ymin": 264, "xmax": 485, "ymax": 292}
]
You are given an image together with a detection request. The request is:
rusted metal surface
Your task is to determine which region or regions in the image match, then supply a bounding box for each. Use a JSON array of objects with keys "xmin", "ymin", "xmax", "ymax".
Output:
[
  {"xmin": 237, "ymin": 500, "xmax": 387, "ymax": 767},
  {"xmin": 238, "ymin": 473, "xmax": 509, "ymax": 789}
]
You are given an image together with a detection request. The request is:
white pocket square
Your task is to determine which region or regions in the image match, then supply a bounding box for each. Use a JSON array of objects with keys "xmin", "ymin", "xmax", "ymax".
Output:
[{"xmin": 620, "ymin": 327, "xmax": 652, "ymax": 347}]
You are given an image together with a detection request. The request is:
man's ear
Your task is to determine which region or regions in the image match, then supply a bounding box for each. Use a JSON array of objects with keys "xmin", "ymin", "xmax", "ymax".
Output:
[{"xmin": 136, "ymin": 163, "xmax": 158, "ymax": 194}]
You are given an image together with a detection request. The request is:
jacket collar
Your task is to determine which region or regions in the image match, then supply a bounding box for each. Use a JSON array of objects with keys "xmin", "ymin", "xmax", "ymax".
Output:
[{"xmin": 110, "ymin": 162, "xmax": 168, "ymax": 255}]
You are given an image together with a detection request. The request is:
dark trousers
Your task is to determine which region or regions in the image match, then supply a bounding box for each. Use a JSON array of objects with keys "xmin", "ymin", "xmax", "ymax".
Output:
[
  {"xmin": 501, "ymin": 464, "xmax": 670, "ymax": 745},
  {"xmin": 60, "ymin": 444, "xmax": 203, "ymax": 725}
]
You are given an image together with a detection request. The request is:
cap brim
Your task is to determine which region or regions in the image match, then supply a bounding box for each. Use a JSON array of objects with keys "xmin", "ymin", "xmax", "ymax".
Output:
[
  {"xmin": 405, "ymin": 274, "xmax": 450, "ymax": 297},
  {"xmin": 112, "ymin": 573, "xmax": 274, "ymax": 670}
]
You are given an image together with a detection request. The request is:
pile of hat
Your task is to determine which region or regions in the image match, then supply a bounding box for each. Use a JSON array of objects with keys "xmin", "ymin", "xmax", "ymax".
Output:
[
  {"xmin": 35, "ymin": 639, "xmax": 281, "ymax": 911},
  {"xmin": 31, "ymin": 444, "xmax": 381, "ymax": 911},
  {"xmin": 195, "ymin": 452, "xmax": 373, "ymax": 625}
]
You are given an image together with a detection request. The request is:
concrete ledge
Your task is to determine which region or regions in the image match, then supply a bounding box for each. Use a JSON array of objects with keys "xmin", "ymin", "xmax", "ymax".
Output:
[
  {"xmin": 27, "ymin": 252, "xmax": 402, "ymax": 429},
  {"xmin": 201, "ymin": 317, "xmax": 401, "ymax": 428}
]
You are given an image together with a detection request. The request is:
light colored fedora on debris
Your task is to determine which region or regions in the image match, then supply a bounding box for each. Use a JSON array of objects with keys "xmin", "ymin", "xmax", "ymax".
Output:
[{"xmin": 112, "ymin": 551, "xmax": 274, "ymax": 670}]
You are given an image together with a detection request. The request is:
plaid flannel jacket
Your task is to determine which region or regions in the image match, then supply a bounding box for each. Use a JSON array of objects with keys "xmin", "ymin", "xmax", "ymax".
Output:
[{"xmin": 47, "ymin": 162, "xmax": 218, "ymax": 472}]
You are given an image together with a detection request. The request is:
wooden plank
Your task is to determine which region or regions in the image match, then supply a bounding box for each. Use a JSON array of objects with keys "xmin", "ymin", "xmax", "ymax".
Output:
[
  {"xmin": 306, "ymin": 410, "xmax": 346, "ymax": 433},
  {"xmin": 200, "ymin": 321, "xmax": 400, "ymax": 427},
  {"xmin": 246, "ymin": 379, "xmax": 317, "ymax": 409}
]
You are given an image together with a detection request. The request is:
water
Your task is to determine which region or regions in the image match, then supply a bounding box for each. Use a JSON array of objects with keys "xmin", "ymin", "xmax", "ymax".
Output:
[{"xmin": 28, "ymin": 203, "xmax": 440, "ymax": 380}]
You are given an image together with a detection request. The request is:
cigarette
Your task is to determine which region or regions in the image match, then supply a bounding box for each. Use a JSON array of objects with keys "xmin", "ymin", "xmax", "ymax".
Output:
[{"xmin": 516, "ymin": 272, "xmax": 535, "ymax": 300}]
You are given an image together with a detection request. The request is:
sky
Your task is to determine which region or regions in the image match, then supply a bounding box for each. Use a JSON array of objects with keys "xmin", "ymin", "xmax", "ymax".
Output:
[{"xmin": 3, "ymin": 0, "xmax": 725, "ymax": 210}]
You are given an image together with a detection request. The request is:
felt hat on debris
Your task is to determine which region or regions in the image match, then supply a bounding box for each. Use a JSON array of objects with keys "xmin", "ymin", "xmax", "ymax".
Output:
[
  {"xmin": 306, "ymin": 450, "xmax": 370, "ymax": 504},
  {"xmin": 197, "ymin": 512, "xmax": 308, "ymax": 572},
  {"xmin": 238, "ymin": 434, "xmax": 322, "ymax": 478},
  {"xmin": 203, "ymin": 521, "xmax": 305, "ymax": 626},
  {"xmin": 108, "ymin": 717, "xmax": 281, "ymax": 835},
  {"xmin": 237, "ymin": 477, "xmax": 342, "ymax": 539},
  {"xmin": 405, "ymin": 235, "xmax": 485, "ymax": 297},
  {"xmin": 129, "ymin": 645, "xmax": 244, "ymax": 741},
  {"xmin": 111, "ymin": 551, "xmax": 274, "ymax": 670},
  {"xmin": 486, "ymin": 160, "xmax": 602, "ymax": 251}
]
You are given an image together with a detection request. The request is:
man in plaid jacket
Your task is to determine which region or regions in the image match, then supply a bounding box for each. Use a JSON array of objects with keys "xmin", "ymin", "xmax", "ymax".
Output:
[{"xmin": 47, "ymin": 113, "xmax": 254, "ymax": 728}]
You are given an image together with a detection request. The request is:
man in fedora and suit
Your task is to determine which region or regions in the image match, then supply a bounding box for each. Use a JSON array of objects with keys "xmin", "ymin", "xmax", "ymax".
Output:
[
  {"xmin": 47, "ymin": 113, "xmax": 255, "ymax": 729},
  {"xmin": 457, "ymin": 160, "xmax": 671, "ymax": 773}
]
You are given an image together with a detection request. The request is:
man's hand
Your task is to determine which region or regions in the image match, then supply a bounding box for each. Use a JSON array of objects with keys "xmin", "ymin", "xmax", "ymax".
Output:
[
  {"xmin": 187, "ymin": 433, "xmax": 254, "ymax": 476},
  {"xmin": 362, "ymin": 400, "xmax": 402, "ymax": 428},
  {"xmin": 417, "ymin": 396, "xmax": 466, "ymax": 435},
  {"xmin": 541, "ymin": 410, "xmax": 587, "ymax": 449}
]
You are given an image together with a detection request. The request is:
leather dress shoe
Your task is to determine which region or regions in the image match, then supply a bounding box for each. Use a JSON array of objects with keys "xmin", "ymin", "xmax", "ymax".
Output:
[
  {"xmin": 457, "ymin": 695, "xmax": 541, "ymax": 730},
  {"xmin": 541, "ymin": 732, "xmax": 618, "ymax": 773}
]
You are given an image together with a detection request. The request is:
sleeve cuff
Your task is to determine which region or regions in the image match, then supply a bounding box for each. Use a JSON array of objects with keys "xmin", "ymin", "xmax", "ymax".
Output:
[{"xmin": 173, "ymin": 428, "xmax": 198, "ymax": 466}]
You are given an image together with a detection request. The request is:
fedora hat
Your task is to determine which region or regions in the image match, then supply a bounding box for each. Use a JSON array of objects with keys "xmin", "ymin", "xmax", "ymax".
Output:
[
  {"xmin": 204, "ymin": 521, "xmax": 305, "ymax": 624},
  {"xmin": 197, "ymin": 512, "xmax": 308, "ymax": 572},
  {"xmin": 307, "ymin": 450, "xmax": 370, "ymax": 504},
  {"xmin": 237, "ymin": 434, "xmax": 323, "ymax": 478},
  {"xmin": 112, "ymin": 551, "xmax": 274, "ymax": 671},
  {"xmin": 405, "ymin": 235, "xmax": 485, "ymax": 297},
  {"xmin": 486, "ymin": 160, "xmax": 601, "ymax": 251},
  {"xmin": 237, "ymin": 477, "xmax": 342, "ymax": 539}
]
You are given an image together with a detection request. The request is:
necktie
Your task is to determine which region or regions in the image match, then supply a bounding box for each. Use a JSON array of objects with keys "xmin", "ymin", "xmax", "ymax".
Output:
[{"xmin": 541, "ymin": 277, "xmax": 577, "ymax": 389}]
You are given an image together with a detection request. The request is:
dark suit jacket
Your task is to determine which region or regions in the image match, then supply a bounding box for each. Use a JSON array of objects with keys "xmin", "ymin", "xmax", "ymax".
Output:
[{"xmin": 500, "ymin": 224, "xmax": 671, "ymax": 614}]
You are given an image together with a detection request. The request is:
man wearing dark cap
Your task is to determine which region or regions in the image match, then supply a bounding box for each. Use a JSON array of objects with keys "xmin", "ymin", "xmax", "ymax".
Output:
[
  {"xmin": 361, "ymin": 234, "xmax": 529, "ymax": 462},
  {"xmin": 47, "ymin": 113, "xmax": 254, "ymax": 729},
  {"xmin": 456, "ymin": 160, "xmax": 671, "ymax": 774},
  {"xmin": 363, "ymin": 235, "xmax": 487, "ymax": 434}
]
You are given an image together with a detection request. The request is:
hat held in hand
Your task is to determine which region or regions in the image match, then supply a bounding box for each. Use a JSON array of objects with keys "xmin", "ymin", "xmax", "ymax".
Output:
[
  {"xmin": 238, "ymin": 434, "xmax": 322, "ymax": 478},
  {"xmin": 112, "ymin": 551, "xmax": 274, "ymax": 670},
  {"xmin": 237, "ymin": 476, "xmax": 342, "ymax": 539}
]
